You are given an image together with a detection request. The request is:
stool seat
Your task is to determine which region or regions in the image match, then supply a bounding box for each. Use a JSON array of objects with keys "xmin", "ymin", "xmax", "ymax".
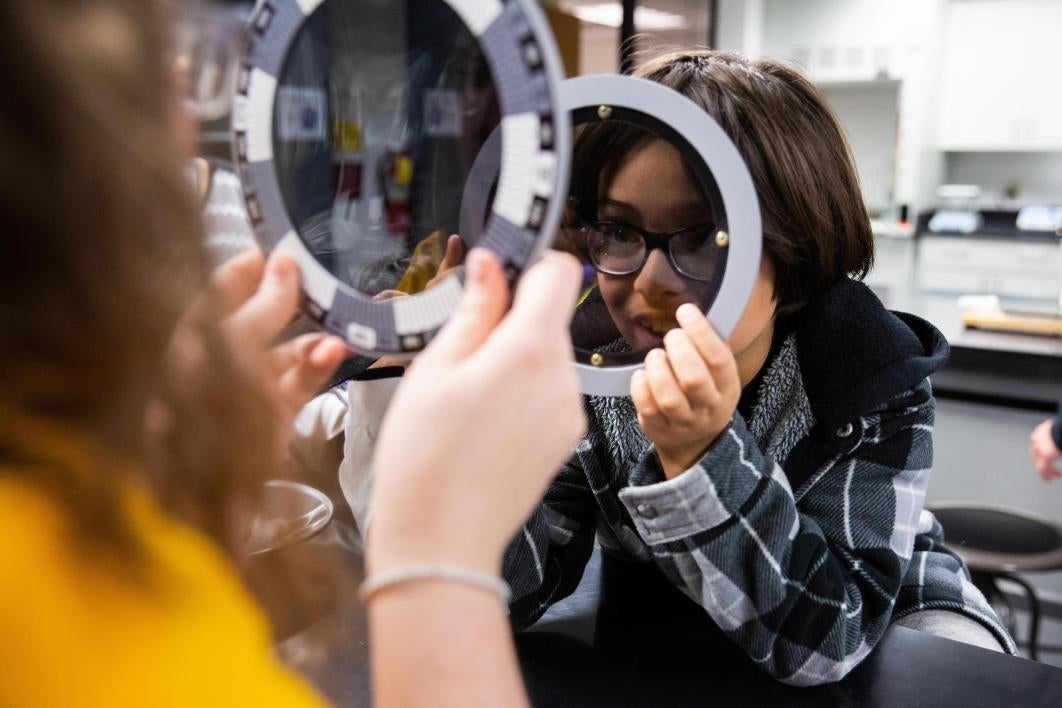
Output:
[
  {"xmin": 930, "ymin": 503, "xmax": 1062, "ymax": 573},
  {"xmin": 928, "ymin": 503, "xmax": 1062, "ymax": 661}
]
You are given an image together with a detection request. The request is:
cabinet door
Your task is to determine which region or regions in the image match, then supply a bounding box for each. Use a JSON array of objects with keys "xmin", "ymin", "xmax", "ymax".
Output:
[
  {"xmin": 916, "ymin": 236, "xmax": 1062, "ymax": 297},
  {"xmin": 938, "ymin": 1, "xmax": 1025, "ymax": 150},
  {"xmin": 991, "ymin": 274, "xmax": 1060, "ymax": 299},
  {"xmin": 916, "ymin": 268, "xmax": 991, "ymax": 293},
  {"xmin": 1023, "ymin": 1, "xmax": 1062, "ymax": 148},
  {"xmin": 938, "ymin": 0, "xmax": 1062, "ymax": 151}
]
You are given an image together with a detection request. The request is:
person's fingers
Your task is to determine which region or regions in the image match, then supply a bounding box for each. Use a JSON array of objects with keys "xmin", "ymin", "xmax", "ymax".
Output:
[
  {"xmin": 630, "ymin": 368, "xmax": 660, "ymax": 422},
  {"xmin": 440, "ymin": 234, "xmax": 464, "ymax": 272},
  {"xmin": 1033, "ymin": 437, "xmax": 1057, "ymax": 460},
  {"xmin": 268, "ymin": 333, "xmax": 325, "ymax": 375},
  {"xmin": 1036, "ymin": 455, "xmax": 1052, "ymax": 481},
  {"xmin": 662, "ymin": 328, "xmax": 718, "ymax": 407},
  {"xmin": 211, "ymin": 249, "xmax": 266, "ymax": 314},
  {"xmin": 275, "ymin": 337, "xmax": 349, "ymax": 413},
  {"xmin": 374, "ymin": 289, "xmax": 408, "ymax": 302},
  {"xmin": 224, "ymin": 254, "xmax": 300, "ymax": 348},
  {"xmin": 423, "ymin": 248, "xmax": 509, "ymax": 363},
  {"xmin": 498, "ymin": 251, "xmax": 582, "ymax": 338},
  {"xmin": 1033, "ymin": 441, "xmax": 1047, "ymax": 459},
  {"xmin": 676, "ymin": 303, "xmax": 740, "ymax": 396},
  {"xmin": 643, "ymin": 348, "xmax": 690, "ymax": 422},
  {"xmin": 310, "ymin": 335, "xmax": 352, "ymax": 368},
  {"xmin": 425, "ymin": 236, "xmax": 467, "ymax": 291},
  {"xmin": 269, "ymin": 333, "xmax": 350, "ymax": 380}
]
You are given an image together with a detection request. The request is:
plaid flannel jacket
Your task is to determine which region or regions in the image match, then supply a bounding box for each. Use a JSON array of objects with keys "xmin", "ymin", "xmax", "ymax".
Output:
[{"xmin": 503, "ymin": 325, "xmax": 1015, "ymax": 687}]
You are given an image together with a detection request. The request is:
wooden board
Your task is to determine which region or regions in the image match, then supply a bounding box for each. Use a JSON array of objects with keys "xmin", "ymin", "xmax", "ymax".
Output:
[{"xmin": 963, "ymin": 310, "xmax": 1062, "ymax": 337}]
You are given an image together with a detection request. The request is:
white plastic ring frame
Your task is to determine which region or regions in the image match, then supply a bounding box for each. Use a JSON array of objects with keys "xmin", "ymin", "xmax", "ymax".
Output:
[
  {"xmin": 558, "ymin": 75, "xmax": 763, "ymax": 397},
  {"xmin": 231, "ymin": 0, "xmax": 570, "ymax": 356}
]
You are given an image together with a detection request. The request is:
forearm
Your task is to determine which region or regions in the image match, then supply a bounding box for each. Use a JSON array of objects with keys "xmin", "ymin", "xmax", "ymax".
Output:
[{"xmin": 369, "ymin": 581, "xmax": 528, "ymax": 708}]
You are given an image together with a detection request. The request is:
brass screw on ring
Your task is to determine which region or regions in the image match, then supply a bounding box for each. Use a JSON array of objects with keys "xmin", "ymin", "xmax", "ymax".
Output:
[
  {"xmin": 590, "ymin": 352, "xmax": 604, "ymax": 367},
  {"xmin": 715, "ymin": 230, "xmax": 730, "ymax": 247},
  {"xmin": 597, "ymin": 105, "xmax": 613, "ymax": 120}
]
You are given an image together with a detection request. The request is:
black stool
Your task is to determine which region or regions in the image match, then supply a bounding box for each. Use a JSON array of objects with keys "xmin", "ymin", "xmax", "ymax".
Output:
[{"xmin": 930, "ymin": 503, "xmax": 1062, "ymax": 660}]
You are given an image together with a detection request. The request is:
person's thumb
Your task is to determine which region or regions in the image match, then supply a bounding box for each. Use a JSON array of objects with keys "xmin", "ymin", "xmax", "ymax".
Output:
[
  {"xmin": 498, "ymin": 250, "xmax": 582, "ymax": 337},
  {"xmin": 423, "ymin": 248, "xmax": 508, "ymax": 363}
]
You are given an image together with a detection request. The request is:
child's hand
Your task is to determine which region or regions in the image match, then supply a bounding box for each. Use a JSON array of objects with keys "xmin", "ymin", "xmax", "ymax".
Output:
[
  {"xmin": 212, "ymin": 250, "xmax": 350, "ymax": 438},
  {"xmin": 631, "ymin": 303, "xmax": 741, "ymax": 479},
  {"xmin": 426, "ymin": 234, "xmax": 465, "ymax": 289}
]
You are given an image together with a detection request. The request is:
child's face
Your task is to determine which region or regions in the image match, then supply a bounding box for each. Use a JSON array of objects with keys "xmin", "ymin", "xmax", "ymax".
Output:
[{"xmin": 595, "ymin": 138, "xmax": 777, "ymax": 372}]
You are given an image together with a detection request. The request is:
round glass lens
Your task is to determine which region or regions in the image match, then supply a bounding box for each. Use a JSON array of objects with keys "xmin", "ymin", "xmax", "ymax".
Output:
[
  {"xmin": 566, "ymin": 113, "xmax": 729, "ymax": 367},
  {"xmin": 273, "ymin": 0, "xmax": 500, "ymax": 299}
]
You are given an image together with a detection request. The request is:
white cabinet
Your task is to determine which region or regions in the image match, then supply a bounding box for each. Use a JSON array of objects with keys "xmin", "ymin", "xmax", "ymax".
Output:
[
  {"xmin": 916, "ymin": 236, "xmax": 1061, "ymax": 299},
  {"xmin": 866, "ymin": 234, "xmax": 917, "ymax": 291},
  {"xmin": 938, "ymin": 0, "xmax": 1062, "ymax": 151},
  {"xmin": 1023, "ymin": 2, "xmax": 1062, "ymax": 148}
]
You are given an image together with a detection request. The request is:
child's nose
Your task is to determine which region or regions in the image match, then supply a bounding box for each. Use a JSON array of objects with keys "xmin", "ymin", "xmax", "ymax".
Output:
[{"xmin": 633, "ymin": 249, "xmax": 687, "ymax": 301}]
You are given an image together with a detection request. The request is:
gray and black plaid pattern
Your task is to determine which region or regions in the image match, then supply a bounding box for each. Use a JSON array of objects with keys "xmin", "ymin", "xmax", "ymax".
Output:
[{"xmin": 503, "ymin": 336, "xmax": 1015, "ymax": 686}]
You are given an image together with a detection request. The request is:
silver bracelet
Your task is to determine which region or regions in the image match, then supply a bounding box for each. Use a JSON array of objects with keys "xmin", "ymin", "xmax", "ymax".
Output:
[{"xmin": 358, "ymin": 564, "xmax": 512, "ymax": 606}]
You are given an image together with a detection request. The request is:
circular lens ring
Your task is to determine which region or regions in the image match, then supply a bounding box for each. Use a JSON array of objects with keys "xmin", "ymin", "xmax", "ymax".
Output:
[
  {"xmin": 558, "ymin": 75, "xmax": 762, "ymax": 397},
  {"xmin": 232, "ymin": 0, "xmax": 570, "ymax": 356}
]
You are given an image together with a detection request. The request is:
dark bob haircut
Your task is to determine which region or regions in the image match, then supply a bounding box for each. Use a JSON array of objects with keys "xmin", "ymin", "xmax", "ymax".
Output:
[{"xmin": 630, "ymin": 50, "xmax": 875, "ymax": 315}]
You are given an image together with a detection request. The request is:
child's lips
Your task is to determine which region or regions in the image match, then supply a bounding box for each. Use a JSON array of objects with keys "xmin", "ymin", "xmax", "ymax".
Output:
[{"xmin": 630, "ymin": 315, "xmax": 674, "ymax": 350}]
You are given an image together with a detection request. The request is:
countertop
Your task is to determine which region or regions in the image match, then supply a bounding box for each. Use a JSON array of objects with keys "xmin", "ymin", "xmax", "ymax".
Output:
[
  {"xmin": 870, "ymin": 234, "xmax": 1062, "ymax": 357},
  {"xmin": 868, "ymin": 234, "xmax": 1062, "ymax": 406}
]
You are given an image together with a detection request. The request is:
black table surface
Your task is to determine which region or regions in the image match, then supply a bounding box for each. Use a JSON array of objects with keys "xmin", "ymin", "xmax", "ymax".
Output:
[{"xmin": 258, "ymin": 504, "xmax": 1062, "ymax": 708}]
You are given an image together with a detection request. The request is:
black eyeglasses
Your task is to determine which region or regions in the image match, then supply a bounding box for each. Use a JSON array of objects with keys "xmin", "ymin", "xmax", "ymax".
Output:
[{"xmin": 566, "ymin": 212, "xmax": 728, "ymax": 283}]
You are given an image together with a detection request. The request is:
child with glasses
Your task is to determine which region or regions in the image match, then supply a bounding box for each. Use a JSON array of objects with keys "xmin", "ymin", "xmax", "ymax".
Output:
[
  {"xmin": 502, "ymin": 50, "xmax": 1015, "ymax": 685},
  {"xmin": 561, "ymin": 116, "xmax": 731, "ymax": 355}
]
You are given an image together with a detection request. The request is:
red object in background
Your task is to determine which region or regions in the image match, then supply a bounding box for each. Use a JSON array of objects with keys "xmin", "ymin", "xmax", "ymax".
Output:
[
  {"xmin": 387, "ymin": 200, "xmax": 411, "ymax": 235},
  {"xmin": 382, "ymin": 149, "xmax": 413, "ymax": 237},
  {"xmin": 333, "ymin": 161, "xmax": 363, "ymax": 201}
]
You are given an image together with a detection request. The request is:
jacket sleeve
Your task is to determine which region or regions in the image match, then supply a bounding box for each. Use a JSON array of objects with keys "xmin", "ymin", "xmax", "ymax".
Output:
[
  {"xmin": 504, "ymin": 450, "xmax": 598, "ymax": 630},
  {"xmin": 614, "ymin": 381, "xmax": 941, "ymax": 686},
  {"xmin": 288, "ymin": 387, "xmax": 350, "ymax": 483},
  {"xmin": 337, "ymin": 377, "xmax": 403, "ymax": 538},
  {"xmin": 893, "ymin": 511, "xmax": 1016, "ymax": 653}
]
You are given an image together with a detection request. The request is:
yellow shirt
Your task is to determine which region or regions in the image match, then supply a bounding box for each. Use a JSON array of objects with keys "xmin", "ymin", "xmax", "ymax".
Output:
[{"xmin": 0, "ymin": 473, "xmax": 326, "ymax": 707}]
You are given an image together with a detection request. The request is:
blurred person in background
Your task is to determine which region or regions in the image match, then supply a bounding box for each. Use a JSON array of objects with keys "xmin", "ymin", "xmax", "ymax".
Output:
[
  {"xmin": 0, "ymin": 0, "xmax": 345, "ymax": 703},
  {"xmin": 0, "ymin": 1, "xmax": 584, "ymax": 706}
]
